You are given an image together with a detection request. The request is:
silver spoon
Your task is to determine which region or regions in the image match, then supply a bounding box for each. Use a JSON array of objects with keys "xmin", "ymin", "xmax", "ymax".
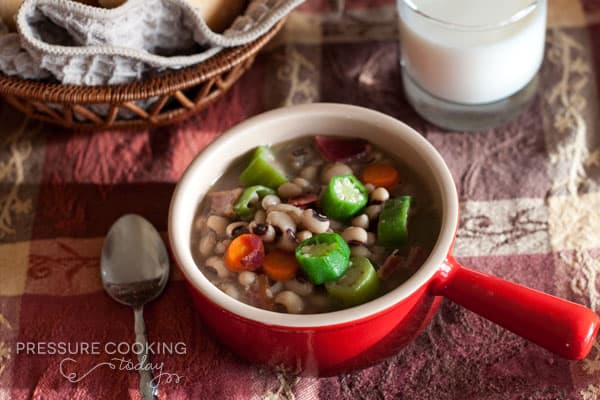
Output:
[{"xmin": 101, "ymin": 214, "xmax": 170, "ymax": 400}]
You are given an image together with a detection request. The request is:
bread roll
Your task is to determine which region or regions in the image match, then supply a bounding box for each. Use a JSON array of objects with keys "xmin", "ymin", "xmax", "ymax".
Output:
[
  {"xmin": 1, "ymin": 0, "xmax": 247, "ymax": 33},
  {"xmin": 186, "ymin": 0, "xmax": 247, "ymax": 32},
  {"xmin": 0, "ymin": 0, "xmax": 23, "ymax": 30},
  {"xmin": 98, "ymin": 0, "xmax": 247, "ymax": 32},
  {"xmin": 1, "ymin": 0, "xmax": 99, "ymax": 31}
]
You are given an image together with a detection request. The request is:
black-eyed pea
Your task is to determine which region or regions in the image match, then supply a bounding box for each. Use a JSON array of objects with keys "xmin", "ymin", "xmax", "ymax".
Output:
[
  {"xmin": 370, "ymin": 187, "xmax": 390, "ymax": 203},
  {"xmin": 365, "ymin": 204, "xmax": 383, "ymax": 220},
  {"xmin": 293, "ymin": 177, "xmax": 311, "ymax": 189},
  {"xmin": 321, "ymin": 162, "xmax": 352, "ymax": 183},
  {"xmin": 283, "ymin": 278, "xmax": 314, "ymax": 296},
  {"xmin": 277, "ymin": 229, "xmax": 297, "ymax": 251},
  {"xmin": 206, "ymin": 215, "xmax": 228, "ymax": 237},
  {"xmin": 214, "ymin": 241, "xmax": 227, "ymax": 254},
  {"xmin": 341, "ymin": 226, "xmax": 368, "ymax": 245},
  {"xmin": 238, "ymin": 271, "xmax": 257, "ymax": 287},
  {"xmin": 278, "ymin": 182, "xmax": 303, "ymax": 198},
  {"xmin": 267, "ymin": 210, "xmax": 297, "ymax": 251},
  {"xmin": 249, "ymin": 221, "xmax": 265, "ymax": 234},
  {"xmin": 218, "ymin": 282, "xmax": 240, "ymax": 299},
  {"xmin": 266, "ymin": 211, "xmax": 296, "ymax": 234},
  {"xmin": 300, "ymin": 165, "xmax": 319, "ymax": 181},
  {"xmin": 274, "ymin": 290, "xmax": 304, "ymax": 314},
  {"xmin": 226, "ymin": 221, "xmax": 249, "ymax": 238},
  {"xmin": 296, "ymin": 230, "xmax": 313, "ymax": 242},
  {"xmin": 253, "ymin": 209, "xmax": 266, "ymax": 224},
  {"xmin": 267, "ymin": 203, "xmax": 303, "ymax": 222},
  {"xmin": 261, "ymin": 194, "xmax": 281, "ymax": 209},
  {"xmin": 301, "ymin": 209, "xmax": 330, "ymax": 234},
  {"xmin": 351, "ymin": 213, "xmax": 369, "ymax": 229},
  {"xmin": 206, "ymin": 256, "xmax": 231, "ymax": 278},
  {"xmin": 249, "ymin": 222, "xmax": 276, "ymax": 243},
  {"xmin": 198, "ymin": 231, "xmax": 216, "ymax": 257},
  {"xmin": 266, "ymin": 281, "xmax": 284, "ymax": 298}
]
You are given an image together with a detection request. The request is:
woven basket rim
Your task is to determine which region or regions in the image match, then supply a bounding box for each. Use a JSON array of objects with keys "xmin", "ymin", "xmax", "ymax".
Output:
[{"xmin": 0, "ymin": 18, "xmax": 284, "ymax": 104}]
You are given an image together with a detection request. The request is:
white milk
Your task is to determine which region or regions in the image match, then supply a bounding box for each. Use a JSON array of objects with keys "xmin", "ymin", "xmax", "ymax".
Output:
[{"xmin": 399, "ymin": 0, "xmax": 547, "ymax": 104}]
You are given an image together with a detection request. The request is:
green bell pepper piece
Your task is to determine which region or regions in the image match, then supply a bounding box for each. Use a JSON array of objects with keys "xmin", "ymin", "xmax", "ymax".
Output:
[
  {"xmin": 233, "ymin": 185, "xmax": 275, "ymax": 219},
  {"xmin": 240, "ymin": 146, "xmax": 288, "ymax": 189},
  {"xmin": 377, "ymin": 196, "xmax": 412, "ymax": 247},
  {"xmin": 321, "ymin": 174, "xmax": 368, "ymax": 220},
  {"xmin": 295, "ymin": 233, "xmax": 350, "ymax": 285}
]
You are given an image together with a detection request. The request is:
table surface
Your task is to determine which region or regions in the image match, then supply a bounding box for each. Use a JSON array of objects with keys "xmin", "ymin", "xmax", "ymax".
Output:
[{"xmin": 1, "ymin": 0, "xmax": 600, "ymax": 399}]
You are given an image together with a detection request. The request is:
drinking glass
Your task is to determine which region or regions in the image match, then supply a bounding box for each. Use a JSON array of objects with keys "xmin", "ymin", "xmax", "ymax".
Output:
[{"xmin": 398, "ymin": 0, "xmax": 547, "ymax": 130}]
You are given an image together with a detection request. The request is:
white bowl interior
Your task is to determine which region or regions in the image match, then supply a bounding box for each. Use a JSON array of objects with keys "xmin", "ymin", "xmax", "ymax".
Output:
[{"xmin": 169, "ymin": 103, "xmax": 458, "ymax": 327}]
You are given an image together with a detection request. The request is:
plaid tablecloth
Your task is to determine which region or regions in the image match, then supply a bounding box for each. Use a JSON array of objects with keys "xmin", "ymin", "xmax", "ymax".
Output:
[{"xmin": 1, "ymin": 0, "xmax": 600, "ymax": 398}]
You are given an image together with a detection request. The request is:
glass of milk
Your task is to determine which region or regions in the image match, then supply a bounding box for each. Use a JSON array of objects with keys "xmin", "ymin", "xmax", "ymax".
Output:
[{"xmin": 398, "ymin": 0, "xmax": 547, "ymax": 130}]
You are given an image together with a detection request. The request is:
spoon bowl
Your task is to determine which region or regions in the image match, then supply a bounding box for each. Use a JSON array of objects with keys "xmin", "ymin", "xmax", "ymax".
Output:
[
  {"xmin": 101, "ymin": 214, "xmax": 169, "ymax": 399},
  {"xmin": 101, "ymin": 214, "xmax": 169, "ymax": 306}
]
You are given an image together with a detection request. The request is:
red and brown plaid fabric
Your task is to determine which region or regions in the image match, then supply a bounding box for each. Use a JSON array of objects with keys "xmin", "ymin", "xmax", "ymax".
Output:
[{"xmin": 1, "ymin": 0, "xmax": 600, "ymax": 398}]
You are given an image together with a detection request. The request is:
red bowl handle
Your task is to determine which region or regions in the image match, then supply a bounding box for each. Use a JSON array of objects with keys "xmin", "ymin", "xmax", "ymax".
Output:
[{"xmin": 432, "ymin": 256, "xmax": 600, "ymax": 360}]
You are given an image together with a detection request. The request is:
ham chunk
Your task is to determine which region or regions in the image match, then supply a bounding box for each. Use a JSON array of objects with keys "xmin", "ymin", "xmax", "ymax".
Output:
[
  {"xmin": 287, "ymin": 193, "xmax": 319, "ymax": 209},
  {"xmin": 205, "ymin": 188, "xmax": 243, "ymax": 217},
  {"xmin": 378, "ymin": 246, "xmax": 426, "ymax": 280}
]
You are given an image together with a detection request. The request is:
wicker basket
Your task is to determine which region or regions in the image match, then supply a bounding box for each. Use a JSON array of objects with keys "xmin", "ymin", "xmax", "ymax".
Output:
[{"xmin": 0, "ymin": 19, "xmax": 285, "ymax": 130}]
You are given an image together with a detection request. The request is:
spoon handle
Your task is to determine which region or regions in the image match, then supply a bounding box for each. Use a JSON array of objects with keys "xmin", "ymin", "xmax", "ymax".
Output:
[{"xmin": 134, "ymin": 306, "xmax": 159, "ymax": 400}]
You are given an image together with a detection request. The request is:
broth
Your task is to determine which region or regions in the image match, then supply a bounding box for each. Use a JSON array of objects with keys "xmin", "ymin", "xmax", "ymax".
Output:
[{"xmin": 191, "ymin": 136, "xmax": 441, "ymax": 314}]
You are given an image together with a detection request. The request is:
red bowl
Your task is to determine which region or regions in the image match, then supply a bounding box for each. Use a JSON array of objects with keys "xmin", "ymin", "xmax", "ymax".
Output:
[{"xmin": 168, "ymin": 103, "xmax": 599, "ymax": 375}]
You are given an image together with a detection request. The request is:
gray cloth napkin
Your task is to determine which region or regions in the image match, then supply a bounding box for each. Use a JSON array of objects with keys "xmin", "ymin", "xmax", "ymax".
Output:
[{"xmin": 0, "ymin": 0, "xmax": 302, "ymax": 85}]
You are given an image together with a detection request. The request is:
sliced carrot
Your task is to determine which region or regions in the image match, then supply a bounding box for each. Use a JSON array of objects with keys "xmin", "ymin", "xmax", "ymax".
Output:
[
  {"xmin": 263, "ymin": 250, "xmax": 300, "ymax": 281},
  {"xmin": 225, "ymin": 233, "xmax": 265, "ymax": 271},
  {"xmin": 361, "ymin": 164, "xmax": 399, "ymax": 189}
]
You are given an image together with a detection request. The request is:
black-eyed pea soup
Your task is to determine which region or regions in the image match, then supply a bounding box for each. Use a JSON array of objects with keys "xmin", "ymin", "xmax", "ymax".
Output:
[{"xmin": 191, "ymin": 136, "xmax": 441, "ymax": 314}]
